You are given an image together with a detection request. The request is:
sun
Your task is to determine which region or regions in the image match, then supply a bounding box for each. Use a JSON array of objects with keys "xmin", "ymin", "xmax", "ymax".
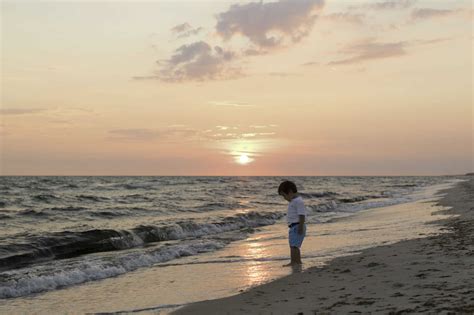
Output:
[{"xmin": 237, "ymin": 153, "xmax": 251, "ymax": 165}]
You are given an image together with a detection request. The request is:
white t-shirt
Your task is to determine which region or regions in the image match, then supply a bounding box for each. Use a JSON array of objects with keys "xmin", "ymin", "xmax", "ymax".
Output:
[{"xmin": 286, "ymin": 195, "xmax": 306, "ymax": 224}]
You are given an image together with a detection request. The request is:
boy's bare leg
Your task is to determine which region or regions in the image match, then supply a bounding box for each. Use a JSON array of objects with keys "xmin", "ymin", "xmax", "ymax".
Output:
[
  {"xmin": 282, "ymin": 247, "xmax": 302, "ymax": 266},
  {"xmin": 292, "ymin": 247, "xmax": 302, "ymax": 264}
]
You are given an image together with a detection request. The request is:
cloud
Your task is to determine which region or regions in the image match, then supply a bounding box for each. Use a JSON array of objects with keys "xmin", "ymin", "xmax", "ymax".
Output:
[
  {"xmin": 156, "ymin": 41, "xmax": 242, "ymax": 82},
  {"xmin": 137, "ymin": 0, "xmax": 326, "ymax": 82},
  {"xmin": 410, "ymin": 8, "xmax": 471, "ymax": 21},
  {"xmin": 327, "ymin": 37, "xmax": 452, "ymax": 66},
  {"xmin": 0, "ymin": 107, "xmax": 48, "ymax": 115},
  {"xmin": 108, "ymin": 128, "xmax": 162, "ymax": 141},
  {"xmin": 328, "ymin": 38, "xmax": 407, "ymax": 65},
  {"xmin": 208, "ymin": 101, "xmax": 254, "ymax": 107},
  {"xmin": 267, "ymin": 71, "xmax": 301, "ymax": 77},
  {"xmin": 349, "ymin": 0, "xmax": 416, "ymax": 11},
  {"xmin": 216, "ymin": 0, "xmax": 324, "ymax": 53},
  {"xmin": 107, "ymin": 126, "xmax": 199, "ymax": 141},
  {"xmin": 301, "ymin": 61, "xmax": 320, "ymax": 66},
  {"xmin": 320, "ymin": 12, "xmax": 366, "ymax": 26},
  {"xmin": 171, "ymin": 23, "xmax": 192, "ymax": 34},
  {"xmin": 206, "ymin": 131, "xmax": 276, "ymax": 141},
  {"xmin": 171, "ymin": 22, "xmax": 203, "ymax": 39},
  {"xmin": 201, "ymin": 124, "xmax": 278, "ymax": 140}
]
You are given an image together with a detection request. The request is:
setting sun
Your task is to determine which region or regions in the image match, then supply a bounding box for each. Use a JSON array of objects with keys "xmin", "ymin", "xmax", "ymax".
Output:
[{"xmin": 238, "ymin": 154, "xmax": 251, "ymax": 165}]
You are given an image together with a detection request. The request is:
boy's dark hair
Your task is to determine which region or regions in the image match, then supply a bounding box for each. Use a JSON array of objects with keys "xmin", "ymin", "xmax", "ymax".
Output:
[{"xmin": 278, "ymin": 180, "xmax": 297, "ymax": 195}]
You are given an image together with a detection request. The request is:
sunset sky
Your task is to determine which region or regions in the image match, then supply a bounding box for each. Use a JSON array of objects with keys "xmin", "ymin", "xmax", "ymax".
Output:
[{"xmin": 1, "ymin": 0, "xmax": 472, "ymax": 176}]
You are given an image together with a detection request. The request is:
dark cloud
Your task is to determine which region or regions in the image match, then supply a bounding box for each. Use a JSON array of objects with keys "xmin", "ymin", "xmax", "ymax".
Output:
[{"xmin": 215, "ymin": 0, "xmax": 324, "ymax": 52}]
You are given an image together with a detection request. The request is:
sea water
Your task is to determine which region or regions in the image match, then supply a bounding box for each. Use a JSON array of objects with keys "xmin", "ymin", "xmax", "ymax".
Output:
[{"xmin": 0, "ymin": 176, "xmax": 462, "ymax": 313}]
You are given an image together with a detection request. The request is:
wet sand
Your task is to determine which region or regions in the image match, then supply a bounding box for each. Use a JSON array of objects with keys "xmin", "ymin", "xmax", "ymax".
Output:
[{"xmin": 174, "ymin": 177, "xmax": 474, "ymax": 314}]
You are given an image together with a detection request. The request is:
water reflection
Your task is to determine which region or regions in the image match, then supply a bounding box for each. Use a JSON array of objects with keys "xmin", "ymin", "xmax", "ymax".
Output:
[{"xmin": 243, "ymin": 240, "xmax": 270, "ymax": 288}]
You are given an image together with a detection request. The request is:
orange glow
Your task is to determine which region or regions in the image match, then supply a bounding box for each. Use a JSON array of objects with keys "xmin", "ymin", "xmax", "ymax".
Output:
[{"xmin": 1, "ymin": 1, "xmax": 471, "ymax": 175}]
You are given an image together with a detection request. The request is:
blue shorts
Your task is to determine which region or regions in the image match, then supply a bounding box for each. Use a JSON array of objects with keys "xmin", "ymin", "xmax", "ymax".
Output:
[{"xmin": 288, "ymin": 223, "xmax": 306, "ymax": 248}]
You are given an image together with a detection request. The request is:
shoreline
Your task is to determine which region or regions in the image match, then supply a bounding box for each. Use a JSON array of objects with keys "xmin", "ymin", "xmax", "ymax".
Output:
[{"xmin": 173, "ymin": 177, "xmax": 474, "ymax": 314}]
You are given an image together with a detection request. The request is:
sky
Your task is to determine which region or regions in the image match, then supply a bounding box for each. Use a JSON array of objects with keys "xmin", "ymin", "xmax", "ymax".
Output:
[{"xmin": 1, "ymin": 0, "xmax": 472, "ymax": 176}]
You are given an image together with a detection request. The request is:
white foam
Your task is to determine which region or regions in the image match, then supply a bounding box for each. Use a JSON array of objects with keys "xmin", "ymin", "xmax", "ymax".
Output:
[{"xmin": 0, "ymin": 240, "xmax": 227, "ymax": 299}]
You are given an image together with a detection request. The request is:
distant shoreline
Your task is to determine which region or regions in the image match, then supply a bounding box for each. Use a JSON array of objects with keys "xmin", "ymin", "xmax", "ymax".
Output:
[{"xmin": 0, "ymin": 174, "xmax": 469, "ymax": 177}]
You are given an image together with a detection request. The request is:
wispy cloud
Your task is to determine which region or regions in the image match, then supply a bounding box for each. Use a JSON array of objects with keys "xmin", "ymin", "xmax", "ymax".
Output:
[
  {"xmin": 208, "ymin": 101, "xmax": 254, "ymax": 107},
  {"xmin": 108, "ymin": 128, "xmax": 161, "ymax": 141},
  {"xmin": 107, "ymin": 124, "xmax": 278, "ymax": 143},
  {"xmin": 320, "ymin": 12, "xmax": 366, "ymax": 26},
  {"xmin": 206, "ymin": 131, "xmax": 276, "ymax": 140},
  {"xmin": 267, "ymin": 72, "xmax": 301, "ymax": 77},
  {"xmin": 0, "ymin": 107, "xmax": 48, "ymax": 115},
  {"xmin": 327, "ymin": 37, "xmax": 452, "ymax": 66},
  {"xmin": 171, "ymin": 22, "xmax": 203, "ymax": 39},
  {"xmin": 410, "ymin": 8, "xmax": 472, "ymax": 22},
  {"xmin": 328, "ymin": 39, "xmax": 407, "ymax": 65},
  {"xmin": 349, "ymin": 0, "xmax": 416, "ymax": 11},
  {"xmin": 107, "ymin": 125, "xmax": 200, "ymax": 141},
  {"xmin": 301, "ymin": 61, "xmax": 320, "ymax": 67}
]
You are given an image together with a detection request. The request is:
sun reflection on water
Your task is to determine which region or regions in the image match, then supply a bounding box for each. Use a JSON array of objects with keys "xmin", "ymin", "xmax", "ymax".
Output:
[{"xmin": 242, "ymin": 240, "xmax": 271, "ymax": 288}]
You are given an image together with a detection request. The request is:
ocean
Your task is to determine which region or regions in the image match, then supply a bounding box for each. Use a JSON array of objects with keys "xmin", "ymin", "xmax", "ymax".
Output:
[{"xmin": 0, "ymin": 176, "xmax": 460, "ymax": 306}]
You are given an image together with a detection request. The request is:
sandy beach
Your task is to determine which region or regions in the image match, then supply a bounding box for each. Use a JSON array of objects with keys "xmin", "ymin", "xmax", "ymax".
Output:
[{"xmin": 174, "ymin": 177, "xmax": 474, "ymax": 314}]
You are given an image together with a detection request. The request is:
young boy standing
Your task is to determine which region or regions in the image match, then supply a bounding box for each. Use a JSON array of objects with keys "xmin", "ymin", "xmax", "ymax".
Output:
[{"xmin": 278, "ymin": 180, "xmax": 307, "ymax": 266}]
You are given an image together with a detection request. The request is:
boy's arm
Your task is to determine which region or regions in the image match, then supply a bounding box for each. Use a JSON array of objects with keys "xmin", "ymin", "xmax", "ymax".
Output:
[{"xmin": 298, "ymin": 215, "xmax": 305, "ymax": 234}]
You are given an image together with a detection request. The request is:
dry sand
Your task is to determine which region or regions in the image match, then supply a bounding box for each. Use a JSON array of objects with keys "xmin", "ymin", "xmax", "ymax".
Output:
[{"xmin": 173, "ymin": 177, "xmax": 474, "ymax": 314}]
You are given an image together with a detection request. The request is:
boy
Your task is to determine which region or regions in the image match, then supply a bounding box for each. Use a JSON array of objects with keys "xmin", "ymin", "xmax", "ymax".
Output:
[{"xmin": 278, "ymin": 180, "xmax": 307, "ymax": 266}]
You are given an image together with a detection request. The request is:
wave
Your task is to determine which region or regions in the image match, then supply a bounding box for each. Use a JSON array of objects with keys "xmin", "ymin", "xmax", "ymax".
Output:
[
  {"xmin": 32, "ymin": 194, "xmax": 60, "ymax": 202},
  {"xmin": 0, "ymin": 214, "xmax": 12, "ymax": 220},
  {"xmin": 337, "ymin": 195, "xmax": 383, "ymax": 203},
  {"xmin": 0, "ymin": 240, "xmax": 227, "ymax": 299},
  {"xmin": 388, "ymin": 184, "xmax": 418, "ymax": 188},
  {"xmin": 17, "ymin": 209, "xmax": 49, "ymax": 217},
  {"xmin": 299, "ymin": 191, "xmax": 339, "ymax": 198},
  {"xmin": 63, "ymin": 183, "xmax": 80, "ymax": 189},
  {"xmin": 76, "ymin": 195, "xmax": 110, "ymax": 202},
  {"xmin": 89, "ymin": 210, "xmax": 131, "ymax": 218},
  {"xmin": 192, "ymin": 201, "xmax": 251, "ymax": 211},
  {"xmin": 307, "ymin": 200, "xmax": 338, "ymax": 212},
  {"xmin": 49, "ymin": 206, "xmax": 88, "ymax": 212},
  {"xmin": 121, "ymin": 183, "xmax": 157, "ymax": 190},
  {"xmin": 0, "ymin": 211, "xmax": 283, "ymax": 273},
  {"xmin": 121, "ymin": 194, "xmax": 152, "ymax": 201}
]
